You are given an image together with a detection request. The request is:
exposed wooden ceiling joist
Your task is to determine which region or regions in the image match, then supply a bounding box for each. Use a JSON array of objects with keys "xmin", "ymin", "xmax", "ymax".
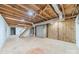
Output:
[
  {"xmin": 3, "ymin": 4, "xmax": 34, "ymax": 21},
  {"xmin": 31, "ymin": 4, "xmax": 51, "ymax": 18},
  {"xmin": 72, "ymin": 4, "xmax": 78, "ymax": 16},
  {"xmin": 4, "ymin": 17, "xmax": 33, "ymax": 25},
  {"xmin": 59, "ymin": 4, "xmax": 65, "ymax": 19},
  {"xmin": 0, "ymin": 4, "xmax": 78, "ymax": 28},
  {"xmin": 17, "ymin": 4, "xmax": 48, "ymax": 20},
  {"xmin": 47, "ymin": 4, "xmax": 58, "ymax": 17}
]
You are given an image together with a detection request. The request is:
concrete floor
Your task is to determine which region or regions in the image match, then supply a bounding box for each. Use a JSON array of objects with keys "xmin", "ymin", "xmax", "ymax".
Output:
[{"xmin": 0, "ymin": 36, "xmax": 79, "ymax": 54}]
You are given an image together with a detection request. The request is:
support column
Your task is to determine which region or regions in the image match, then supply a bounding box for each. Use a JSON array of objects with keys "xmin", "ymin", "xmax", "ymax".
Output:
[{"xmin": 33, "ymin": 25, "xmax": 36, "ymax": 37}]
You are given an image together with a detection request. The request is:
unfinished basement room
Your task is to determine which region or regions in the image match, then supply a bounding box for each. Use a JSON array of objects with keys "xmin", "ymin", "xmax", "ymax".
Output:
[{"xmin": 0, "ymin": 4, "xmax": 79, "ymax": 54}]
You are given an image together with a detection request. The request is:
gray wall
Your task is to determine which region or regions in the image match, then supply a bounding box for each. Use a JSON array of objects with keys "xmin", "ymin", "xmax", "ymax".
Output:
[{"xmin": 36, "ymin": 25, "xmax": 47, "ymax": 38}]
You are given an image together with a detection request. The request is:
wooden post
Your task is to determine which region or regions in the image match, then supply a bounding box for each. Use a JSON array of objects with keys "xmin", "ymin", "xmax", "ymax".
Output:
[{"xmin": 33, "ymin": 26, "xmax": 36, "ymax": 37}]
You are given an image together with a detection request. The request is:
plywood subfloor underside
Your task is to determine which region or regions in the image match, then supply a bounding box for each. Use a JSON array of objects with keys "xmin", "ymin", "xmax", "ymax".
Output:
[{"xmin": 0, "ymin": 36, "xmax": 79, "ymax": 54}]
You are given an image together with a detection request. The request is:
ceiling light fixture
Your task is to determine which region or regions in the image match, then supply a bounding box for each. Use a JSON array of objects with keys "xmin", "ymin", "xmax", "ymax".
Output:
[{"xmin": 27, "ymin": 9, "xmax": 36, "ymax": 17}]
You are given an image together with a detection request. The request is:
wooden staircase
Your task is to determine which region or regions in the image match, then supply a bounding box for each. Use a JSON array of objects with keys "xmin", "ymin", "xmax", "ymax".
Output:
[{"xmin": 19, "ymin": 29, "xmax": 28, "ymax": 38}]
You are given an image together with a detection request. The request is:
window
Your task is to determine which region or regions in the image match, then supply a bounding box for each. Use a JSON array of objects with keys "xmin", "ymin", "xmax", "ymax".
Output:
[{"xmin": 10, "ymin": 27, "xmax": 16, "ymax": 35}]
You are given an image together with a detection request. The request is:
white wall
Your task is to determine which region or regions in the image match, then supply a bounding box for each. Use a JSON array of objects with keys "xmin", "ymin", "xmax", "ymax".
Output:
[
  {"xmin": 76, "ymin": 15, "xmax": 79, "ymax": 48},
  {"xmin": 22, "ymin": 29, "xmax": 30, "ymax": 37},
  {"xmin": 16, "ymin": 27, "xmax": 31, "ymax": 37},
  {"xmin": 6, "ymin": 24, "xmax": 10, "ymax": 38},
  {"xmin": 0, "ymin": 15, "xmax": 10, "ymax": 48},
  {"xmin": 16, "ymin": 27, "xmax": 25, "ymax": 36}
]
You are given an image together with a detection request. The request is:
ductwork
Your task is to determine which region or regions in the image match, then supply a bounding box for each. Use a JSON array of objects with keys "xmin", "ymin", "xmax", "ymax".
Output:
[
  {"xmin": 33, "ymin": 4, "xmax": 65, "ymax": 26},
  {"xmin": 51, "ymin": 4, "xmax": 64, "ymax": 21}
]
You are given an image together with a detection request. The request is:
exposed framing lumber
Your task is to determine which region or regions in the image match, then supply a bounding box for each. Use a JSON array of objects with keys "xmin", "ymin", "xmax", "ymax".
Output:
[
  {"xmin": 5, "ymin": 17, "xmax": 33, "ymax": 25},
  {"xmin": 34, "ymin": 18, "xmax": 58, "ymax": 26},
  {"xmin": 28, "ymin": 4, "xmax": 51, "ymax": 19},
  {"xmin": 0, "ymin": 5, "xmax": 26, "ymax": 18},
  {"xmin": 48, "ymin": 4, "xmax": 58, "ymax": 17},
  {"xmin": 72, "ymin": 4, "xmax": 77, "ymax": 16},
  {"xmin": 39, "ymin": 5, "xmax": 48, "ymax": 14},
  {"xmin": 0, "ymin": 10, "xmax": 33, "ymax": 23},
  {"xmin": 1, "ymin": 13, "xmax": 22, "ymax": 19},
  {"xmin": 3, "ymin": 4, "xmax": 34, "ymax": 20},
  {"xmin": 49, "ymin": 4, "xmax": 59, "ymax": 17},
  {"xmin": 32, "ymin": 4, "xmax": 51, "ymax": 18},
  {"xmin": 4, "ymin": 5, "xmax": 27, "ymax": 16},
  {"xmin": 0, "ymin": 6, "xmax": 34, "ymax": 21},
  {"xmin": 66, "ymin": 14, "xmax": 78, "ymax": 19},
  {"xmin": 0, "ymin": 7, "xmax": 30, "ymax": 20},
  {"xmin": 51, "ymin": 4, "xmax": 65, "ymax": 21},
  {"xmin": 9, "ymin": 24, "xmax": 32, "ymax": 28},
  {"xmin": 60, "ymin": 4, "xmax": 65, "ymax": 19},
  {"xmin": 19, "ymin": 29, "xmax": 29, "ymax": 38},
  {"xmin": 18, "ymin": 4, "xmax": 47, "ymax": 20}
]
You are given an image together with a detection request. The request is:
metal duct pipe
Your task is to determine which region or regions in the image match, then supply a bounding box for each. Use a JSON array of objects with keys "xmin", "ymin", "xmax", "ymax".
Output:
[{"xmin": 51, "ymin": 4, "xmax": 64, "ymax": 21}]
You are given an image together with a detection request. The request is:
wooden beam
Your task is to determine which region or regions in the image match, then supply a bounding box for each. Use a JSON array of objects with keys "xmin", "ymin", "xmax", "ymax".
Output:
[
  {"xmin": 0, "ymin": 6, "xmax": 25, "ymax": 17},
  {"xmin": 9, "ymin": 24, "xmax": 32, "ymax": 28},
  {"xmin": 34, "ymin": 18, "xmax": 58, "ymax": 26},
  {"xmin": 18, "ymin": 4, "xmax": 47, "ymax": 20},
  {"xmin": 0, "ymin": 10, "xmax": 31, "ymax": 22},
  {"xmin": 1, "ymin": 13, "xmax": 22, "ymax": 19},
  {"xmin": 60, "ymin": 4, "xmax": 65, "ymax": 18},
  {"xmin": 49, "ymin": 4, "xmax": 59, "ymax": 17},
  {"xmin": 48, "ymin": 4, "xmax": 58, "ymax": 17},
  {"xmin": 0, "ymin": 6, "xmax": 35, "ymax": 23},
  {"xmin": 19, "ymin": 29, "xmax": 29, "ymax": 38},
  {"xmin": 40, "ymin": 5, "xmax": 53, "ymax": 19},
  {"xmin": 3, "ymin": 4, "xmax": 33, "ymax": 20},
  {"xmin": 66, "ymin": 14, "xmax": 78, "ymax": 19},
  {"xmin": 72, "ymin": 4, "xmax": 77, "ymax": 16},
  {"xmin": 5, "ymin": 17, "xmax": 33, "ymax": 25},
  {"xmin": 37, "ymin": 14, "xmax": 47, "ymax": 20},
  {"xmin": 0, "ymin": 7, "xmax": 27, "ymax": 20},
  {"xmin": 2, "ymin": 14, "xmax": 33, "ymax": 24},
  {"xmin": 26, "ymin": 4, "xmax": 50, "ymax": 19},
  {"xmin": 39, "ymin": 5, "xmax": 48, "ymax": 14},
  {"xmin": 32, "ymin": 4, "xmax": 51, "ymax": 18},
  {"xmin": 3, "ymin": 5, "xmax": 26, "ymax": 16},
  {"xmin": 0, "ymin": 10, "xmax": 23, "ymax": 19},
  {"xmin": 4, "ymin": 4, "xmax": 24, "ymax": 13}
]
